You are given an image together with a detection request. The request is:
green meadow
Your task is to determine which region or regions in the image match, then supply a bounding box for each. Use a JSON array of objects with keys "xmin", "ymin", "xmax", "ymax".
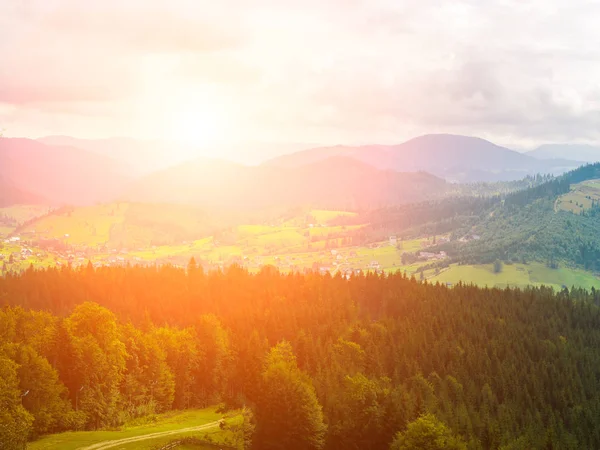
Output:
[
  {"xmin": 428, "ymin": 262, "xmax": 600, "ymax": 290},
  {"xmin": 556, "ymin": 179, "xmax": 600, "ymax": 214},
  {"xmin": 27, "ymin": 407, "xmax": 238, "ymax": 450}
]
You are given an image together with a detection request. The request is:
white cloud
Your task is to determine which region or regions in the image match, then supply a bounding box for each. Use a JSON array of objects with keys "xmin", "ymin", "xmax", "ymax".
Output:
[{"xmin": 1, "ymin": 0, "xmax": 600, "ymax": 150}]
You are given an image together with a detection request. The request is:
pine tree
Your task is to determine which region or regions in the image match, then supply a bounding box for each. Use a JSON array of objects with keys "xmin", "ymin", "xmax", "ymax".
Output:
[{"xmin": 253, "ymin": 341, "xmax": 327, "ymax": 450}]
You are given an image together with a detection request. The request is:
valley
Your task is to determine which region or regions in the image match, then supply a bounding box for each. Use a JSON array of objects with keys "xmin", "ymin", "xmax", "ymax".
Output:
[
  {"xmin": 4, "ymin": 136, "xmax": 600, "ymax": 450},
  {"xmin": 2, "ymin": 154, "xmax": 600, "ymax": 289}
]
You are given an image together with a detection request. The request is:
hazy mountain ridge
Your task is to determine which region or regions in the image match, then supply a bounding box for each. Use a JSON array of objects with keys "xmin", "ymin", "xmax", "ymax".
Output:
[
  {"xmin": 0, "ymin": 138, "xmax": 131, "ymax": 206},
  {"xmin": 527, "ymin": 144, "xmax": 600, "ymax": 163},
  {"xmin": 0, "ymin": 133, "xmax": 591, "ymax": 208},
  {"xmin": 124, "ymin": 155, "xmax": 449, "ymax": 210},
  {"xmin": 266, "ymin": 134, "xmax": 583, "ymax": 182},
  {"xmin": 37, "ymin": 135, "xmax": 195, "ymax": 177},
  {"xmin": 37, "ymin": 136, "xmax": 319, "ymax": 171}
]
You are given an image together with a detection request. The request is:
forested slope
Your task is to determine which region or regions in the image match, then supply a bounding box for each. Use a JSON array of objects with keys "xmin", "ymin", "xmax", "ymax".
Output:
[
  {"xmin": 432, "ymin": 163, "xmax": 600, "ymax": 270},
  {"xmin": 2, "ymin": 265, "xmax": 600, "ymax": 448}
]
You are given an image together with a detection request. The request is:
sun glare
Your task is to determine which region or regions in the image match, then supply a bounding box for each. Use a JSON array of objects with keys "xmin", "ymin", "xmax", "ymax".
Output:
[{"xmin": 168, "ymin": 106, "xmax": 223, "ymax": 148}]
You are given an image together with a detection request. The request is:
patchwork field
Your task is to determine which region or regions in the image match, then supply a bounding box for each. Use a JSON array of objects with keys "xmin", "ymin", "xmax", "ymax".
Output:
[
  {"xmin": 18, "ymin": 202, "xmax": 217, "ymax": 248},
  {"xmin": 7, "ymin": 202, "xmax": 600, "ymax": 291},
  {"xmin": 556, "ymin": 179, "xmax": 600, "ymax": 214}
]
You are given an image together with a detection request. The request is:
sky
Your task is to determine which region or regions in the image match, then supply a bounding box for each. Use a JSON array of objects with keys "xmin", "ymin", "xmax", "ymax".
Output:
[{"xmin": 1, "ymin": 0, "xmax": 600, "ymax": 161}]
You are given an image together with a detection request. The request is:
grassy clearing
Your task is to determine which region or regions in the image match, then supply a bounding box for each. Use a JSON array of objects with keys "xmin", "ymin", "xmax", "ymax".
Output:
[
  {"xmin": 309, "ymin": 209, "xmax": 357, "ymax": 224},
  {"xmin": 350, "ymin": 238, "xmax": 428, "ymax": 268},
  {"xmin": 556, "ymin": 179, "xmax": 600, "ymax": 214},
  {"xmin": 21, "ymin": 204, "xmax": 128, "ymax": 246},
  {"xmin": 428, "ymin": 262, "xmax": 600, "ymax": 290},
  {"xmin": 27, "ymin": 407, "xmax": 227, "ymax": 450},
  {"xmin": 18, "ymin": 202, "xmax": 216, "ymax": 249},
  {"xmin": 0, "ymin": 225, "xmax": 14, "ymax": 236},
  {"xmin": 237, "ymin": 224, "xmax": 279, "ymax": 236},
  {"xmin": 308, "ymin": 225, "xmax": 363, "ymax": 238},
  {"xmin": 245, "ymin": 228, "xmax": 306, "ymax": 248},
  {"xmin": 129, "ymin": 238, "xmax": 214, "ymax": 261}
]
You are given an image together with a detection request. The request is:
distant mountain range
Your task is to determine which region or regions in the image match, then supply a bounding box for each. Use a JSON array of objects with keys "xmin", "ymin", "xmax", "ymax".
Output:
[
  {"xmin": 37, "ymin": 136, "xmax": 194, "ymax": 177},
  {"xmin": 37, "ymin": 136, "xmax": 317, "ymax": 172},
  {"xmin": 125, "ymin": 156, "xmax": 449, "ymax": 210},
  {"xmin": 265, "ymin": 134, "xmax": 582, "ymax": 182},
  {"xmin": 0, "ymin": 134, "xmax": 593, "ymax": 209},
  {"xmin": 527, "ymin": 144, "xmax": 600, "ymax": 163},
  {"xmin": 0, "ymin": 138, "xmax": 130, "ymax": 206}
]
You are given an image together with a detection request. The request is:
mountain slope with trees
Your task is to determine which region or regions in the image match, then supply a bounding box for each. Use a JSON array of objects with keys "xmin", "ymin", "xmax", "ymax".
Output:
[{"xmin": 429, "ymin": 163, "xmax": 600, "ymax": 271}]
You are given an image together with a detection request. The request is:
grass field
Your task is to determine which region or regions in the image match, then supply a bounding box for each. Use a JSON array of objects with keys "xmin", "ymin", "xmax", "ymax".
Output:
[
  {"xmin": 18, "ymin": 202, "xmax": 217, "ymax": 249},
  {"xmin": 0, "ymin": 205, "xmax": 50, "ymax": 236},
  {"xmin": 11, "ymin": 204, "xmax": 366, "ymax": 260},
  {"xmin": 309, "ymin": 209, "xmax": 357, "ymax": 224},
  {"xmin": 556, "ymin": 179, "xmax": 600, "ymax": 214},
  {"xmin": 27, "ymin": 407, "xmax": 235, "ymax": 450},
  {"xmin": 20, "ymin": 204, "xmax": 128, "ymax": 246},
  {"xmin": 428, "ymin": 262, "xmax": 600, "ymax": 290}
]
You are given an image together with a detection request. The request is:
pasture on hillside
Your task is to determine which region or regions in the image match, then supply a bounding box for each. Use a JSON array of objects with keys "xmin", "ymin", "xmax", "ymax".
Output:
[{"xmin": 556, "ymin": 179, "xmax": 600, "ymax": 214}]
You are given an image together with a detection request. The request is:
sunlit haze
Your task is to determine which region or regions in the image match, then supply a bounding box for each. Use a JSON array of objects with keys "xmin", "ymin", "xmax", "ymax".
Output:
[
  {"xmin": 2, "ymin": 0, "xmax": 600, "ymax": 162},
  {"xmin": 5, "ymin": 2, "xmax": 600, "ymax": 448}
]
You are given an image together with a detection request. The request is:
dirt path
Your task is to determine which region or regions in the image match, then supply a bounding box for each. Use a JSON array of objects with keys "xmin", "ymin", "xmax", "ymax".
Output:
[{"xmin": 79, "ymin": 420, "xmax": 221, "ymax": 450}]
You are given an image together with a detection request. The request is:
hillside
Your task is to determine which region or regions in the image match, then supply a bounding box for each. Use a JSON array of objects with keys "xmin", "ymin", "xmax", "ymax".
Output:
[
  {"xmin": 16, "ymin": 202, "xmax": 224, "ymax": 249},
  {"xmin": 428, "ymin": 163, "xmax": 600, "ymax": 271},
  {"xmin": 528, "ymin": 144, "xmax": 600, "ymax": 162},
  {"xmin": 125, "ymin": 156, "xmax": 450, "ymax": 210},
  {"xmin": 0, "ymin": 138, "xmax": 131, "ymax": 205},
  {"xmin": 266, "ymin": 134, "xmax": 582, "ymax": 182},
  {"xmin": 0, "ymin": 177, "xmax": 44, "ymax": 207}
]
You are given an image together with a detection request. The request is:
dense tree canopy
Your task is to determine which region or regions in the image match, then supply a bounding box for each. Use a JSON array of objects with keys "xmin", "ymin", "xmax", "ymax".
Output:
[
  {"xmin": 390, "ymin": 414, "xmax": 467, "ymax": 450},
  {"xmin": 2, "ymin": 265, "xmax": 600, "ymax": 448}
]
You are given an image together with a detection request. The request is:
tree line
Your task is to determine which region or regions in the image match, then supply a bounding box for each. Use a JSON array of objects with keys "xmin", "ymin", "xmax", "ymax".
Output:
[{"xmin": 3, "ymin": 263, "xmax": 600, "ymax": 448}]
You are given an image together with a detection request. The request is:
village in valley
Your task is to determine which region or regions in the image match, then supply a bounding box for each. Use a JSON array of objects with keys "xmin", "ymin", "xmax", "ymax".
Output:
[{"xmin": 0, "ymin": 204, "xmax": 458, "ymax": 279}]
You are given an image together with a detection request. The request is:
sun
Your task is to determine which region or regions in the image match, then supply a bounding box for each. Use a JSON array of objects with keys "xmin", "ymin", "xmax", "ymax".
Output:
[{"xmin": 168, "ymin": 106, "xmax": 223, "ymax": 148}]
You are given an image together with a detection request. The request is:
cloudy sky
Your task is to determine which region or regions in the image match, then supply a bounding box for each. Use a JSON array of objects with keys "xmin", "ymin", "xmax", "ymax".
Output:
[{"xmin": 1, "ymin": 0, "xmax": 600, "ymax": 160}]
